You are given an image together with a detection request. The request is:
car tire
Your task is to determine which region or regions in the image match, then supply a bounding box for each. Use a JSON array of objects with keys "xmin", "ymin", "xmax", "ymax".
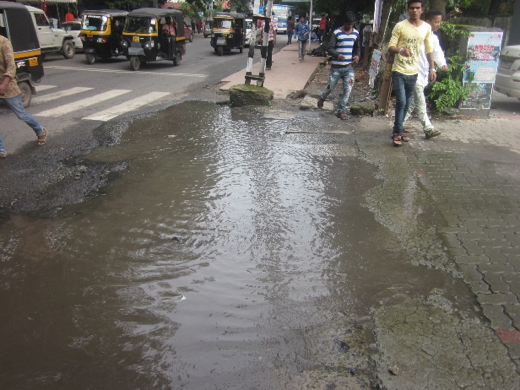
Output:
[
  {"xmin": 62, "ymin": 41, "xmax": 75, "ymax": 59},
  {"xmin": 130, "ymin": 56, "xmax": 140, "ymax": 71},
  {"xmin": 189, "ymin": 33, "xmax": 194, "ymax": 42},
  {"xmin": 86, "ymin": 53, "xmax": 96, "ymax": 65},
  {"xmin": 19, "ymin": 82, "xmax": 32, "ymax": 108}
]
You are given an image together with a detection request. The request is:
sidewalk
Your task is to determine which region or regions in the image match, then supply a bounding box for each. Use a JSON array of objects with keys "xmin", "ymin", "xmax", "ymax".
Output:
[{"xmin": 219, "ymin": 43, "xmax": 322, "ymax": 99}]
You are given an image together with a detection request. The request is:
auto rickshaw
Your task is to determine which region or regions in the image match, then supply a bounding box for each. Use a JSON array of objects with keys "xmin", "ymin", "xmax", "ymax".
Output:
[
  {"xmin": 80, "ymin": 9, "xmax": 128, "ymax": 64},
  {"xmin": 122, "ymin": 8, "xmax": 186, "ymax": 71},
  {"xmin": 0, "ymin": 1, "xmax": 44, "ymax": 107},
  {"xmin": 211, "ymin": 12, "xmax": 246, "ymax": 56}
]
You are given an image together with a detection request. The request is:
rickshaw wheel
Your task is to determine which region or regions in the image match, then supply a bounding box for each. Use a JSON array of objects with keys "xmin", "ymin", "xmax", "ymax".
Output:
[
  {"xmin": 217, "ymin": 46, "xmax": 223, "ymax": 56},
  {"xmin": 130, "ymin": 56, "xmax": 141, "ymax": 71},
  {"xmin": 173, "ymin": 52, "xmax": 182, "ymax": 66},
  {"xmin": 19, "ymin": 82, "xmax": 32, "ymax": 108},
  {"xmin": 86, "ymin": 53, "xmax": 96, "ymax": 65}
]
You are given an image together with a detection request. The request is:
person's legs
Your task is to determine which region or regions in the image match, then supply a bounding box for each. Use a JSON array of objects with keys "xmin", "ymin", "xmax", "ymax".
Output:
[
  {"xmin": 337, "ymin": 66, "xmax": 355, "ymax": 114},
  {"xmin": 287, "ymin": 32, "xmax": 292, "ymax": 44},
  {"xmin": 3, "ymin": 95, "xmax": 44, "ymax": 135},
  {"xmin": 392, "ymin": 72, "xmax": 417, "ymax": 135},
  {"xmin": 403, "ymin": 86, "xmax": 418, "ymax": 126},
  {"xmin": 266, "ymin": 40, "xmax": 274, "ymax": 68},
  {"xmin": 392, "ymin": 72, "xmax": 407, "ymax": 136},
  {"xmin": 301, "ymin": 40, "xmax": 306, "ymax": 59},
  {"xmin": 298, "ymin": 40, "xmax": 303, "ymax": 59},
  {"xmin": 412, "ymin": 84, "xmax": 434, "ymax": 132},
  {"xmin": 320, "ymin": 67, "xmax": 341, "ymax": 102}
]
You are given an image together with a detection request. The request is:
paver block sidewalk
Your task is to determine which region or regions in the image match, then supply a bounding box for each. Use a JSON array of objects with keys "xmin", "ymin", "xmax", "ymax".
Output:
[{"xmin": 220, "ymin": 44, "xmax": 322, "ymax": 99}]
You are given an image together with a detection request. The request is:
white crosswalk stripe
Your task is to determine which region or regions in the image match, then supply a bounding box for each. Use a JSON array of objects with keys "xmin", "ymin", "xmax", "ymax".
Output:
[
  {"xmin": 83, "ymin": 92, "xmax": 171, "ymax": 121},
  {"xmin": 35, "ymin": 85, "xmax": 58, "ymax": 92},
  {"xmin": 36, "ymin": 89, "xmax": 131, "ymax": 117},
  {"xmin": 32, "ymin": 87, "xmax": 93, "ymax": 105},
  {"xmin": 46, "ymin": 65, "xmax": 208, "ymax": 78}
]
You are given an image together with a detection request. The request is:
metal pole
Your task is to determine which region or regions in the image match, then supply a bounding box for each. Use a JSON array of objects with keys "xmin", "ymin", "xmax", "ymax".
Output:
[{"xmin": 258, "ymin": 0, "xmax": 273, "ymax": 86}]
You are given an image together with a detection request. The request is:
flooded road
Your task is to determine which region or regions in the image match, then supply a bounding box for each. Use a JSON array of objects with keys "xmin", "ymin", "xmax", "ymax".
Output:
[{"xmin": 0, "ymin": 102, "xmax": 476, "ymax": 389}]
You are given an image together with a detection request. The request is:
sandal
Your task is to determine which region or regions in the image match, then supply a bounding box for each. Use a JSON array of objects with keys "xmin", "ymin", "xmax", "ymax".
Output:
[
  {"xmin": 37, "ymin": 128, "xmax": 47, "ymax": 146},
  {"xmin": 338, "ymin": 112, "xmax": 348, "ymax": 120},
  {"xmin": 392, "ymin": 134, "xmax": 402, "ymax": 147},
  {"xmin": 401, "ymin": 134, "xmax": 410, "ymax": 142}
]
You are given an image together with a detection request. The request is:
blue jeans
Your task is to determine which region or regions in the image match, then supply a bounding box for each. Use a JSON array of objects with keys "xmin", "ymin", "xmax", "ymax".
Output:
[
  {"xmin": 298, "ymin": 39, "xmax": 307, "ymax": 59},
  {"xmin": 0, "ymin": 95, "xmax": 44, "ymax": 154},
  {"xmin": 392, "ymin": 72, "xmax": 418, "ymax": 135},
  {"xmin": 320, "ymin": 65, "xmax": 355, "ymax": 114}
]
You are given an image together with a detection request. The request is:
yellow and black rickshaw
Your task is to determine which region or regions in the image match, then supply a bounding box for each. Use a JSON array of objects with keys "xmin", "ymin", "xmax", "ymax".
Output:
[
  {"xmin": 122, "ymin": 8, "xmax": 186, "ymax": 71},
  {"xmin": 0, "ymin": 1, "xmax": 44, "ymax": 107},
  {"xmin": 81, "ymin": 9, "xmax": 128, "ymax": 65},
  {"xmin": 211, "ymin": 12, "xmax": 246, "ymax": 56}
]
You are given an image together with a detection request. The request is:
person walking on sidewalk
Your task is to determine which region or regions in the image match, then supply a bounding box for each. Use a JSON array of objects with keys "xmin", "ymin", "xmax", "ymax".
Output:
[
  {"xmin": 403, "ymin": 9, "xmax": 447, "ymax": 139},
  {"xmin": 294, "ymin": 15, "xmax": 310, "ymax": 62},
  {"xmin": 0, "ymin": 35, "xmax": 47, "ymax": 159},
  {"xmin": 317, "ymin": 12, "xmax": 360, "ymax": 120},
  {"xmin": 287, "ymin": 17, "xmax": 295, "ymax": 44},
  {"xmin": 388, "ymin": 0, "xmax": 435, "ymax": 147}
]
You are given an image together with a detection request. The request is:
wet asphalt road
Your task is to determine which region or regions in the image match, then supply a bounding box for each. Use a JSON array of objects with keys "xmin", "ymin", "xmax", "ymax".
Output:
[{"xmin": 0, "ymin": 34, "xmax": 285, "ymax": 154}]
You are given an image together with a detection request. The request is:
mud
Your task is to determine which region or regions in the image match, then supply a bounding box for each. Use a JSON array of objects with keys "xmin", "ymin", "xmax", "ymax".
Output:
[{"xmin": 1, "ymin": 93, "xmax": 519, "ymax": 389}]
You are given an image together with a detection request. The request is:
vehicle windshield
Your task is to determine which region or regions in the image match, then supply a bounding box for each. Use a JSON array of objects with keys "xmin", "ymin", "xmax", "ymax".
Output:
[
  {"xmin": 63, "ymin": 23, "xmax": 81, "ymax": 31},
  {"xmin": 214, "ymin": 19, "xmax": 233, "ymax": 29},
  {"xmin": 124, "ymin": 16, "xmax": 157, "ymax": 34},
  {"xmin": 82, "ymin": 15, "xmax": 108, "ymax": 31}
]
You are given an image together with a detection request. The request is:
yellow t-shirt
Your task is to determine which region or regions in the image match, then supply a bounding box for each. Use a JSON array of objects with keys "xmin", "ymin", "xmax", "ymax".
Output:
[{"xmin": 389, "ymin": 19, "xmax": 433, "ymax": 75}]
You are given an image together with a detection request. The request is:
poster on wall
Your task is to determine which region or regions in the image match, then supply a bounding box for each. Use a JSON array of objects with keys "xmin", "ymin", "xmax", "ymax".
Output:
[
  {"xmin": 368, "ymin": 49, "xmax": 381, "ymax": 88},
  {"xmin": 461, "ymin": 31, "xmax": 503, "ymax": 109}
]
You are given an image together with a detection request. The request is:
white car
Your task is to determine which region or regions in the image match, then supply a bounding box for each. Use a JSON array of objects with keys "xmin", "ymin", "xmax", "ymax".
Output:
[
  {"xmin": 494, "ymin": 45, "xmax": 520, "ymax": 99},
  {"xmin": 245, "ymin": 18, "xmax": 261, "ymax": 46},
  {"xmin": 62, "ymin": 20, "xmax": 83, "ymax": 51}
]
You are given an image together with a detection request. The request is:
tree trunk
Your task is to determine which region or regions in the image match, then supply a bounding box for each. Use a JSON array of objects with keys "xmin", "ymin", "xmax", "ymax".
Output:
[{"xmin": 429, "ymin": 0, "xmax": 447, "ymax": 17}]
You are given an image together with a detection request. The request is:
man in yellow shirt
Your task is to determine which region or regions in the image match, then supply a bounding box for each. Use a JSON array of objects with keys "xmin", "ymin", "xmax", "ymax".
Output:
[{"xmin": 388, "ymin": 0, "xmax": 436, "ymax": 146}]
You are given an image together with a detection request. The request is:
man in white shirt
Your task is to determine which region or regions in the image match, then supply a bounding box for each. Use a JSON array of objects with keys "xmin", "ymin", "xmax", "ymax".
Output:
[{"xmin": 403, "ymin": 9, "xmax": 447, "ymax": 139}]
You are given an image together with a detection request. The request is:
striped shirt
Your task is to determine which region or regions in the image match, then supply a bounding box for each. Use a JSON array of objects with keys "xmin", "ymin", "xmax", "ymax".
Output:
[{"xmin": 328, "ymin": 27, "xmax": 359, "ymax": 67}]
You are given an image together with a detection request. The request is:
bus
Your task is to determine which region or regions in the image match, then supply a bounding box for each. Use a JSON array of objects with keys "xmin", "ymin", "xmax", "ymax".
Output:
[{"xmin": 272, "ymin": 4, "xmax": 294, "ymax": 34}]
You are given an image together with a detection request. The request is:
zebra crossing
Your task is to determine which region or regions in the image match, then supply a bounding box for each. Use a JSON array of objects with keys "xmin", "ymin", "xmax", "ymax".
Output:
[{"xmin": 29, "ymin": 84, "xmax": 172, "ymax": 122}]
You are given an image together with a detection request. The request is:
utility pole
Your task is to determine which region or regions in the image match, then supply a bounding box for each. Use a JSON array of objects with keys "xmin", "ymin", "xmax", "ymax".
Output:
[
  {"xmin": 308, "ymin": 0, "xmax": 313, "ymax": 53},
  {"xmin": 244, "ymin": 0, "xmax": 273, "ymax": 87}
]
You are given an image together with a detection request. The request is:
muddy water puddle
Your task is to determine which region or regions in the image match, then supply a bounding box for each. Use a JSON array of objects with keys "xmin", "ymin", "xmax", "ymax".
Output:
[{"xmin": 0, "ymin": 102, "xmax": 474, "ymax": 389}]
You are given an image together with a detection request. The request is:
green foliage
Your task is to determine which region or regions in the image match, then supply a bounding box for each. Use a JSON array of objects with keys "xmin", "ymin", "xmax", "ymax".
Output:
[{"xmin": 428, "ymin": 55, "xmax": 475, "ymax": 112}]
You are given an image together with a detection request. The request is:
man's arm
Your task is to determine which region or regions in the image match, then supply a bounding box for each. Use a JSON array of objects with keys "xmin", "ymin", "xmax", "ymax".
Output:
[
  {"xmin": 432, "ymin": 34, "xmax": 447, "ymax": 71},
  {"xmin": 424, "ymin": 31, "xmax": 437, "ymax": 82},
  {"xmin": 352, "ymin": 35, "xmax": 360, "ymax": 63},
  {"xmin": 388, "ymin": 23, "xmax": 410, "ymax": 56},
  {"xmin": 326, "ymin": 31, "xmax": 338, "ymax": 57},
  {"xmin": 0, "ymin": 39, "xmax": 16, "ymax": 96}
]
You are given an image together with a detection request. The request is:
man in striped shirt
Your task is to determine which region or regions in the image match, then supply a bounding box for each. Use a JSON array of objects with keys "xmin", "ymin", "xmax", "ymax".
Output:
[{"xmin": 317, "ymin": 12, "xmax": 360, "ymax": 120}]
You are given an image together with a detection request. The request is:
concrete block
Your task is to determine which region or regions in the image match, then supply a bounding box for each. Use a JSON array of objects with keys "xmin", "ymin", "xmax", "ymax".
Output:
[{"xmin": 300, "ymin": 96, "xmax": 333, "ymax": 111}]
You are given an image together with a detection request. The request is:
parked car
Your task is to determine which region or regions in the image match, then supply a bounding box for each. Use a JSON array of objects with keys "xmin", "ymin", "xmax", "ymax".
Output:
[
  {"xmin": 62, "ymin": 20, "xmax": 82, "ymax": 50},
  {"xmin": 245, "ymin": 18, "xmax": 261, "ymax": 46},
  {"xmin": 184, "ymin": 21, "xmax": 194, "ymax": 42},
  {"xmin": 25, "ymin": 5, "xmax": 75, "ymax": 58},
  {"xmin": 494, "ymin": 45, "xmax": 520, "ymax": 100},
  {"xmin": 203, "ymin": 20, "xmax": 212, "ymax": 38}
]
